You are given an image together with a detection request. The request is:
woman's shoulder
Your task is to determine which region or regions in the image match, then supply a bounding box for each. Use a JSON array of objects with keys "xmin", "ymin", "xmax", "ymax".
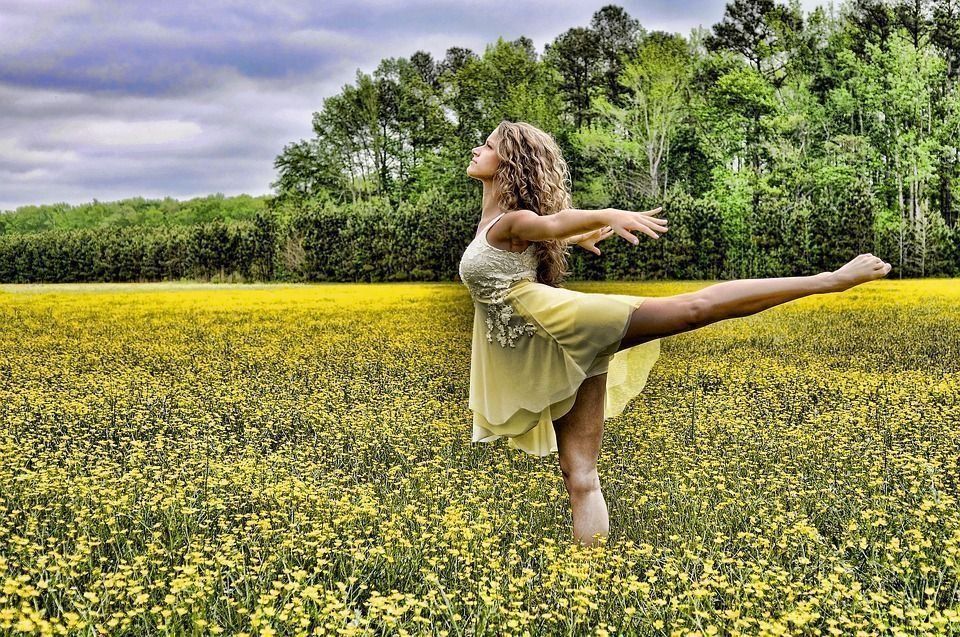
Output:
[
  {"xmin": 503, "ymin": 208, "xmax": 539, "ymax": 218},
  {"xmin": 490, "ymin": 210, "xmax": 540, "ymax": 251}
]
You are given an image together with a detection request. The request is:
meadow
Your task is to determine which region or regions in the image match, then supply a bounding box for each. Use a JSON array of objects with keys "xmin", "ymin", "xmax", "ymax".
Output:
[{"xmin": 0, "ymin": 279, "xmax": 958, "ymax": 636}]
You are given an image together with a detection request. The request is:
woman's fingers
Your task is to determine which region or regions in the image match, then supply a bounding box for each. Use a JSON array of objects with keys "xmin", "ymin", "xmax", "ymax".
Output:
[
  {"xmin": 615, "ymin": 227, "xmax": 640, "ymax": 244},
  {"xmin": 639, "ymin": 207, "xmax": 666, "ymax": 222},
  {"xmin": 638, "ymin": 225, "xmax": 659, "ymax": 239},
  {"xmin": 635, "ymin": 214, "xmax": 668, "ymax": 236},
  {"xmin": 608, "ymin": 206, "xmax": 668, "ymax": 244},
  {"xmin": 637, "ymin": 214, "xmax": 668, "ymax": 232},
  {"xmin": 640, "ymin": 207, "xmax": 668, "ymax": 228},
  {"xmin": 625, "ymin": 220, "xmax": 664, "ymax": 241}
]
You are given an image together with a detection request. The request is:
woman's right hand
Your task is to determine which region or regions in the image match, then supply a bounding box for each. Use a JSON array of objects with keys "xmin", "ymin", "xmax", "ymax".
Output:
[
  {"xmin": 603, "ymin": 206, "xmax": 668, "ymax": 245},
  {"xmin": 572, "ymin": 226, "xmax": 616, "ymax": 255}
]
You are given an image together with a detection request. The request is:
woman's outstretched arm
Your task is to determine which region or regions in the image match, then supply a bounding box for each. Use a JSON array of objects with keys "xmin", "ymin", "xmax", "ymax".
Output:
[{"xmin": 508, "ymin": 207, "xmax": 668, "ymax": 244}]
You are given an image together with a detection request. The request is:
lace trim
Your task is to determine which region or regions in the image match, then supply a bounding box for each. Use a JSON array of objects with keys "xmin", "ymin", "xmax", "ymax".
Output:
[{"xmin": 485, "ymin": 287, "xmax": 538, "ymax": 348}]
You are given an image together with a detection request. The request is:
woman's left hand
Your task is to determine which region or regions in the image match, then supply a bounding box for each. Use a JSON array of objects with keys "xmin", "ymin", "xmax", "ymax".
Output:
[{"xmin": 574, "ymin": 226, "xmax": 616, "ymax": 255}]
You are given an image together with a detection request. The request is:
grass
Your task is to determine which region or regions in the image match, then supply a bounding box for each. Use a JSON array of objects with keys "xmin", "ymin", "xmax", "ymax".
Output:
[{"xmin": 0, "ymin": 278, "xmax": 958, "ymax": 636}]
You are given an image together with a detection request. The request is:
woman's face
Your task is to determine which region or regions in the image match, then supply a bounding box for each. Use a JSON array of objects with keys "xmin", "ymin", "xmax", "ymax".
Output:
[{"xmin": 467, "ymin": 131, "xmax": 500, "ymax": 180}]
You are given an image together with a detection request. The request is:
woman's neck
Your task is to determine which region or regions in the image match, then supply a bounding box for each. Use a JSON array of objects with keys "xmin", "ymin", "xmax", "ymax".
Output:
[{"xmin": 480, "ymin": 179, "xmax": 503, "ymax": 219}]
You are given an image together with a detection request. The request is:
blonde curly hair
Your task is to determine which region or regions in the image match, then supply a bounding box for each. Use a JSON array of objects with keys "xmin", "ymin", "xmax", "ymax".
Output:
[{"xmin": 491, "ymin": 120, "xmax": 573, "ymax": 288}]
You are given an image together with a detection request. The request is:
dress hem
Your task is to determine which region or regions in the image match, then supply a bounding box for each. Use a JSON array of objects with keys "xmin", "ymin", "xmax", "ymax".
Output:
[{"xmin": 467, "ymin": 331, "xmax": 588, "ymax": 426}]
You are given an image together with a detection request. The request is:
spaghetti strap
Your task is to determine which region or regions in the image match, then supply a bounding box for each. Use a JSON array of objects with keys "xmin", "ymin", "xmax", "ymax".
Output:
[{"xmin": 478, "ymin": 212, "xmax": 505, "ymax": 236}]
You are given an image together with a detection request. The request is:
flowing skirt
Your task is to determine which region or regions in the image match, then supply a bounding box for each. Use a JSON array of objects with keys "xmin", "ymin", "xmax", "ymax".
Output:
[{"xmin": 470, "ymin": 279, "xmax": 661, "ymax": 457}]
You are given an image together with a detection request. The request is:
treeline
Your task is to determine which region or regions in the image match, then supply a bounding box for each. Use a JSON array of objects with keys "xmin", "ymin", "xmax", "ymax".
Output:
[
  {"xmin": 3, "ymin": 184, "xmax": 955, "ymax": 284},
  {"xmin": 0, "ymin": 212, "xmax": 278, "ymax": 283},
  {"xmin": 0, "ymin": 193, "xmax": 270, "ymax": 235}
]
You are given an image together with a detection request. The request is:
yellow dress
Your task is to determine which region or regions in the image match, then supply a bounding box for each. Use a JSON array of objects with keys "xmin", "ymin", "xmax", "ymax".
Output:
[{"xmin": 458, "ymin": 211, "xmax": 661, "ymax": 457}]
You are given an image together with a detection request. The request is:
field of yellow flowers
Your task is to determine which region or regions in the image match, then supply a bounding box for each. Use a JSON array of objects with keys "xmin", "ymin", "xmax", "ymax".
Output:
[{"xmin": 1, "ymin": 279, "xmax": 958, "ymax": 636}]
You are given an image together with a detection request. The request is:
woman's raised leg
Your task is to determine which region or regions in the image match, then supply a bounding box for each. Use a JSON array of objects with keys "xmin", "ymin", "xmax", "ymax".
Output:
[
  {"xmin": 618, "ymin": 253, "xmax": 892, "ymax": 350},
  {"xmin": 552, "ymin": 371, "xmax": 609, "ymax": 547}
]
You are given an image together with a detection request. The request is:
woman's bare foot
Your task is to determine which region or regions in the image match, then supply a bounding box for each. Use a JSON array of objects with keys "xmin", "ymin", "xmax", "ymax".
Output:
[{"xmin": 825, "ymin": 253, "xmax": 892, "ymax": 292}]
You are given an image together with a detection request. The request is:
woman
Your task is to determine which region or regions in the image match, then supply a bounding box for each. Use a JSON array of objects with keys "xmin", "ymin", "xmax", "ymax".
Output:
[{"xmin": 458, "ymin": 120, "xmax": 891, "ymax": 547}]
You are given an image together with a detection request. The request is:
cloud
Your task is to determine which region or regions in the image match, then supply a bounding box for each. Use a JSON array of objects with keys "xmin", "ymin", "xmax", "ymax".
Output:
[
  {"xmin": 45, "ymin": 119, "xmax": 203, "ymax": 147},
  {"xmin": 0, "ymin": 138, "xmax": 80, "ymax": 166}
]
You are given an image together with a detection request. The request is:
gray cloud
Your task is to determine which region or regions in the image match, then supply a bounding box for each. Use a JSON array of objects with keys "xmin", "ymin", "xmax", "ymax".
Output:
[{"xmin": 0, "ymin": 0, "xmax": 828, "ymax": 211}]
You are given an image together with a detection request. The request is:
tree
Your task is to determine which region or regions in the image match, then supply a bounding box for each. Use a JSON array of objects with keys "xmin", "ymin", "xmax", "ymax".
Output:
[
  {"xmin": 590, "ymin": 5, "xmax": 645, "ymax": 105},
  {"xmin": 932, "ymin": 0, "xmax": 960, "ymax": 81},
  {"xmin": 271, "ymin": 138, "xmax": 340, "ymax": 207},
  {"xmin": 842, "ymin": 0, "xmax": 896, "ymax": 57},
  {"xmin": 585, "ymin": 32, "xmax": 693, "ymax": 199},
  {"xmin": 893, "ymin": 0, "xmax": 934, "ymax": 49},
  {"xmin": 543, "ymin": 27, "xmax": 604, "ymax": 129},
  {"xmin": 706, "ymin": 0, "xmax": 805, "ymax": 88}
]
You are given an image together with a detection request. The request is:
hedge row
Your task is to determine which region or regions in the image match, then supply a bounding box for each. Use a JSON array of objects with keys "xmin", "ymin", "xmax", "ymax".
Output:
[
  {"xmin": 0, "ymin": 212, "xmax": 277, "ymax": 283},
  {"xmin": 0, "ymin": 190, "xmax": 956, "ymax": 283}
]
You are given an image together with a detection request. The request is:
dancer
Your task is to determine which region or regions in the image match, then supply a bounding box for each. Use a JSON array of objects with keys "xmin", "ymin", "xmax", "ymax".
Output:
[{"xmin": 458, "ymin": 120, "xmax": 891, "ymax": 546}]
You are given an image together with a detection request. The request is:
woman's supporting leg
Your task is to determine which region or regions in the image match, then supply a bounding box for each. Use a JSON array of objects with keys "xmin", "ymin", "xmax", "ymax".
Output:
[
  {"xmin": 553, "ymin": 372, "xmax": 609, "ymax": 547},
  {"xmin": 618, "ymin": 254, "xmax": 892, "ymax": 350}
]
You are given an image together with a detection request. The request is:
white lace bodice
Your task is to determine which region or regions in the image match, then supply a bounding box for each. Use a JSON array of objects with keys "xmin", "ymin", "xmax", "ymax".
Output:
[{"xmin": 458, "ymin": 212, "xmax": 539, "ymax": 347}]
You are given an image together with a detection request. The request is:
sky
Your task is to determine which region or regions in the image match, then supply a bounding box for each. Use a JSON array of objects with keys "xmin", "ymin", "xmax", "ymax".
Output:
[{"xmin": 0, "ymin": 0, "xmax": 832, "ymax": 212}]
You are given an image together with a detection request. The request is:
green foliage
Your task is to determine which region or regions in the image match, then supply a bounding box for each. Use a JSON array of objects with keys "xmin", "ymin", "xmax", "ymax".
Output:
[
  {"xmin": 0, "ymin": 219, "xmax": 273, "ymax": 283},
  {"xmin": 657, "ymin": 188, "xmax": 727, "ymax": 280},
  {"xmin": 0, "ymin": 194, "xmax": 269, "ymax": 235},
  {"xmin": 575, "ymin": 32, "xmax": 693, "ymax": 201},
  {"xmin": 280, "ymin": 189, "xmax": 473, "ymax": 283}
]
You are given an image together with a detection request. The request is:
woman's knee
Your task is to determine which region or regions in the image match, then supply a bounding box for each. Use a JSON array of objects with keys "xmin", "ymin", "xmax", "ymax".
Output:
[
  {"xmin": 621, "ymin": 295, "xmax": 704, "ymax": 348},
  {"xmin": 560, "ymin": 464, "xmax": 601, "ymax": 496}
]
